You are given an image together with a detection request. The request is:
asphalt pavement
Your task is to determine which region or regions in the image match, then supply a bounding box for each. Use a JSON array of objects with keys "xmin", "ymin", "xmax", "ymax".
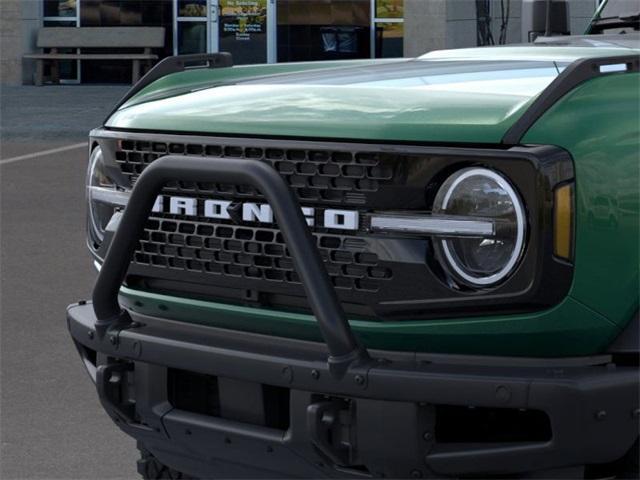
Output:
[{"xmin": 1, "ymin": 85, "xmax": 140, "ymax": 479}]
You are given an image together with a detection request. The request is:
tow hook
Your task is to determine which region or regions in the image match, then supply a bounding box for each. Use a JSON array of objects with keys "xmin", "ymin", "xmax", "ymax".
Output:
[
  {"xmin": 96, "ymin": 362, "xmax": 153, "ymax": 432},
  {"xmin": 307, "ymin": 398, "xmax": 356, "ymax": 467}
]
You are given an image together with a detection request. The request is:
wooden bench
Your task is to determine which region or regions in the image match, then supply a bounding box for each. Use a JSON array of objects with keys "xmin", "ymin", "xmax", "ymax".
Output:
[{"xmin": 23, "ymin": 27, "xmax": 165, "ymax": 86}]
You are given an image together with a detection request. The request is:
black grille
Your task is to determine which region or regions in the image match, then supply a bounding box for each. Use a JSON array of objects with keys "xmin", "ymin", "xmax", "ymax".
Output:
[
  {"xmin": 136, "ymin": 216, "xmax": 392, "ymax": 293},
  {"xmin": 116, "ymin": 139, "xmax": 394, "ymax": 205},
  {"xmin": 111, "ymin": 139, "xmax": 400, "ymax": 302}
]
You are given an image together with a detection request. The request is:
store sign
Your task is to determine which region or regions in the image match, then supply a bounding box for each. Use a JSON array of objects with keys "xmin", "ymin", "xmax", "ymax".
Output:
[{"xmin": 220, "ymin": 0, "xmax": 267, "ymax": 41}]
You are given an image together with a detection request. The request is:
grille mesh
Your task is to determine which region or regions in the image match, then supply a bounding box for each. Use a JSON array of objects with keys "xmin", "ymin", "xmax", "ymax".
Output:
[
  {"xmin": 114, "ymin": 139, "xmax": 396, "ymax": 293},
  {"xmin": 136, "ymin": 216, "xmax": 392, "ymax": 292},
  {"xmin": 116, "ymin": 140, "xmax": 394, "ymax": 204}
]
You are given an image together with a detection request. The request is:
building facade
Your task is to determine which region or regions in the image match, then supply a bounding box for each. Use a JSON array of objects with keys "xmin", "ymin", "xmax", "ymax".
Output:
[{"xmin": 1, "ymin": 0, "xmax": 599, "ymax": 85}]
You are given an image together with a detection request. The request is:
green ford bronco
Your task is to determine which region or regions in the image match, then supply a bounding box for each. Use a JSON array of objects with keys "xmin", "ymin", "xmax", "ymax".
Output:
[{"xmin": 68, "ymin": 1, "xmax": 639, "ymax": 478}]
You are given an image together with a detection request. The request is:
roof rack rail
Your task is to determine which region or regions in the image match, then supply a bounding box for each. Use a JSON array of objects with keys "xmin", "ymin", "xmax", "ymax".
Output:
[
  {"xmin": 106, "ymin": 52, "xmax": 233, "ymax": 121},
  {"xmin": 502, "ymin": 54, "xmax": 639, "ymax": 145}
]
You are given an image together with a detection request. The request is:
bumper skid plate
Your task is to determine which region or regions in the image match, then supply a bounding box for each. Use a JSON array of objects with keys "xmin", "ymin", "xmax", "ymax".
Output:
[{"xmin": 69, "ymin": 303, "xmax": 638, "ymax": 478}]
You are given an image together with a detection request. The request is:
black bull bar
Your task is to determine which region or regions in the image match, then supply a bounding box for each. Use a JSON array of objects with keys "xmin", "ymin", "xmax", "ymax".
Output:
[{"xmin": 92, "ymin": 155, "xmax": 369, "ymax": 377}]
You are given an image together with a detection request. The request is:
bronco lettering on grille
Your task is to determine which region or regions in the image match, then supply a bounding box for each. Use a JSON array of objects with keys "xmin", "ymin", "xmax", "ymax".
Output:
[{"xmin": 152, "ymin": 196, "xmax": 360, "ymax": 231}]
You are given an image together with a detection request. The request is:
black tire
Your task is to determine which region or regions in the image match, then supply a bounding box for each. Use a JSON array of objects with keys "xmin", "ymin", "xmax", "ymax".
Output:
[{"xmin": 137, "ymin": 445, "xmax": 195, "ymax": 480}]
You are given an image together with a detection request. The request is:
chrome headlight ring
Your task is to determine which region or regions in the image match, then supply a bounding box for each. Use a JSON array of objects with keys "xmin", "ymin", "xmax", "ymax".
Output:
[{"xmin": 433, "ymin": 167, "xmax": 527, "ymax": 288}]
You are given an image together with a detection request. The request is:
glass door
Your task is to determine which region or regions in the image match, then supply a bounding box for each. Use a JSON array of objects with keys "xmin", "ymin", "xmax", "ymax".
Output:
[
  {"xmin": 371, "ymin": 0, "xmax": 404, "ymax": 58},
  {"xmin": 174, "ymin": 0, "xmax": 275, "ymax": 64},
  {"xmin": 174, "ymin": 0, "xmax": 209, "ymax": 55},
  {"xmin": 217, "ymin": 0, "xmax": 273, "ymax": 64}
]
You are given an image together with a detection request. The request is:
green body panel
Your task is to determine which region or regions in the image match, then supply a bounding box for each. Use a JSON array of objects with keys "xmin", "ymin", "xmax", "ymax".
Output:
[
  {"xmin": 523, "ymin": 72, "xmax": 640, "ymax": 328},
  {"xmin": 119, "ymin": 287, "xmax": 617, "ymax": 357},
  {"xmin": 124, "ymin": 59, "xmax": 395, "ymax": 107},
  {"xmin": 108, "ymin": 43, "xmax": 639, "ymax": 357},
  {"xmin": 108, "ymin": 66, "xmax": 543, "ymax": 144},
  {"xmin": 108, "ymin": 46, "xmax": 634, "ymax": 144},
  {"xmin": 109, "ymin": 83, "xmax": 532, "ymax": 144}
]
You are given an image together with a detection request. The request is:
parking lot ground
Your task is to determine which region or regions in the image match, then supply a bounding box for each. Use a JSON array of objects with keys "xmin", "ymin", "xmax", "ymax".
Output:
[{"xmin": 1, "ymin": 85, "xmax": 140, "ymax": 479}]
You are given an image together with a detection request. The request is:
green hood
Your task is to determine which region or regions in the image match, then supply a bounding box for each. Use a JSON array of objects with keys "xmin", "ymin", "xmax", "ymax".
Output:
[{"xmin": 106, "ymin": 45, "xmax": 635, "ymax": 144}]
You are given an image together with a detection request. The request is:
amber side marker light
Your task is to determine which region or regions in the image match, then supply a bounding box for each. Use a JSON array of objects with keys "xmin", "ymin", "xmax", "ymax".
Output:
[{"xmin": 554, "ymin": 183, "xmax": 574, "ymax": 261}]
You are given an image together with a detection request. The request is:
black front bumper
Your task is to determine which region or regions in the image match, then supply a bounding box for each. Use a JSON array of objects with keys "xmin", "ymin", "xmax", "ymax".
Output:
[{"xmin": 69, "ymin": 302, "xmax": 639, "ymax": 479}]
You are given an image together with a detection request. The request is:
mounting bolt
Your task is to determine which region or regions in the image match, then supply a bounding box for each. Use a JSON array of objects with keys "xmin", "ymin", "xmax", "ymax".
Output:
[
  {"xmin": 109, "ymin": 335, "xmax": 117, "ymax": 345},
  {"xmin": 595, "ymin": 410, "xmax": 607, "ymax": 421},
  {"xmin": 422, "ymin": 432, "xmax": 432, "ymax": 442},
  {"xmin": 410, "ymin": 469, "xmax": 423, "ymax": 478},
  {"xmin": 281, "ymin": 366, "xmax": 292, "ymax": 383},
  {"xmin": 266, "ymin": 446, "xmax": 274, "ymax": 453},
  {"xmin": 495, "ymin": 385, "xmax": 511, "ymax": 404},
  {"xmin": 311, "ymin": 369, "xmax": 320, "ymax": 380},
  {"xmin": 78, "ymin": 300, "xmax": 87, "ymax": 306},
  {"xmin": 87, "ymin": 330, "xmax": 94, "ymax": 340},
  {"xmin": 184, "ymin": 429, "xmax": 192, "ymax": 436},
  {"xmin": 354, "ymin": 374, "xmax": 364, "ymax": 385}
]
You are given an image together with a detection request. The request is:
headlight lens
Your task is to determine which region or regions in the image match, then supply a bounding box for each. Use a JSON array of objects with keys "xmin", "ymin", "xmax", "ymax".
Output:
[
  {"xmin": 433, "ymin": 168, "xmax": 526, "ymax": 287},
  {"xmin": 87, "ymin": 146, "xmax": 129, "ymax": 243}
]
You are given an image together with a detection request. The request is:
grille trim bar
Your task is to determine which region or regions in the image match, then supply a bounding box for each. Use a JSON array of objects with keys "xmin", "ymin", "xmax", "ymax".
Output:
[
  {"xmin": 370, "ymin": 214, "xmax": 496, "ymax": 237},
  {"xmin": 93, "ymin": 155, "xmax": 369, "ymax": 377}
]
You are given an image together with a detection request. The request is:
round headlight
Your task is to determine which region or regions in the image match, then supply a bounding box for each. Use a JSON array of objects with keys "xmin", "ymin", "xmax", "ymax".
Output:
[
  {"xmin": 433, "ymin": 168, "xmax": 526, "ymax": 287},
  {"xmin": 87, "ymin": 146, "xmax": 129, "ymax": 243}
]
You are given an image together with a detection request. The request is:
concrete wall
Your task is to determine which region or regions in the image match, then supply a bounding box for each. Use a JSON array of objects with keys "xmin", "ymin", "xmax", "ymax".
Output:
[
  {"xmin": 0, "ymin": 0, "xmax": 24, "ymax": 85},
  {"xmin": 1, "ymin": 0, "xmax": 41, "ymax": 85},
  {"xmin": 569, "ymin": 0, "xmax": 599, "ymax": 36},
  {"xmin": 404, "ymin": 0, "xmax": 447, "ymax": 57},
  {"xmin": 405, "ymin": 0, "xmax": 599, "ymax": 57}
]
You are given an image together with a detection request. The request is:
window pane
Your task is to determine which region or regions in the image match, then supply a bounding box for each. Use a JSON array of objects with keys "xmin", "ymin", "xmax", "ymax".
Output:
[
  {"xmin": 277, "ymin": 0, "xmax": 371, "ymax": 62},
  {"xmin": 179, "ymin": 0, "xmax": 207, "ymax": 17},
  {"xmin": 79, "ymin": 0, "xmax": 173, "ymax": 83},
  {"xmin": 376, "ymin": 0, "xmax": 403, "ymax": 19},
  {"xmin": 44, "ymin": 0, "xmax": 76, "ymax": 17},
  {"xmin": 42, "ymin": 19, "xmax": 76, "ymax": 26},
  {"xmin": 375, "ymin": 21, "xmax": 403, "ymax": 58},
  {"xmin": 219, "ymin": 0, "xmax": 268, "ymax": 65},
  {"xmin": 178, "ymin": 21, "xmax": 207, "ymax": 54}
]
